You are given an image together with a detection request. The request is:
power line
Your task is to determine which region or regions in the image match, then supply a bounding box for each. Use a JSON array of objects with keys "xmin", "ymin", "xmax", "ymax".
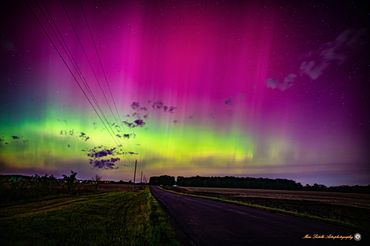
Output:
[
  {"xmin": 59, "ymin": 1, "xmax": 136, "ymax": 162},
  {"xmin": 28, "ymin": 0, "xmax": 119, "ymax": 146},
  {"xmin": 80, "ymin": 0, "xmax": 122, "ymax": 122},
  {"xmin": 77, "ymin": 0, "xmax": 139, "ymax": 163},
  {"xmin": 33, "ymin": 0, "xmax": 118, "ymax": 144},
  {"xmin": 60, "ymin": 0, "xmax": 119, "ymax": 127},
  {"xmin": 28, "ymin": 0, "xmax": 138, "ymax": 165}
]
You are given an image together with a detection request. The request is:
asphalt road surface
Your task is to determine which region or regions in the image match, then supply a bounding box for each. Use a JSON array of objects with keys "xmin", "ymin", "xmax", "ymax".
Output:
[{"xmin": 151, "ymin": 186, "xmax": 365, "ymax": 245}]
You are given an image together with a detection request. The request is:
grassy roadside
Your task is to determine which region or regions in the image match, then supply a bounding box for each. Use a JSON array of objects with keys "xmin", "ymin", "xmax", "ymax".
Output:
[
  {"xmin": 162, "ymin": 186, "xmax": 369, "ymax": 232},
  {"xmin": 0, "ymin": 187, "xmax": 179, "ymax": 246},
  {"xmin": 148, "ymin": 189, "xmax": 180, "ymax": 246}
]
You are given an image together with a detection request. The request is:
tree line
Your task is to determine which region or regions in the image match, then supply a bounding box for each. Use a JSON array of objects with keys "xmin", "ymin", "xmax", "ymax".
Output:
[{"xmin": 149, "ymin": 175, "xmax": 370, "ymax": 193}]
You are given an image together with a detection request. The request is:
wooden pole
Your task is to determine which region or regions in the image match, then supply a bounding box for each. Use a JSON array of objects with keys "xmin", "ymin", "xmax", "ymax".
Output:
[
  {"xmin": 133, "ymin": 160, "xmax": 137, "ymax": 184},
  {"xmin": 132, "ymin": 160, "xmax": 137, "ymax": 191}
]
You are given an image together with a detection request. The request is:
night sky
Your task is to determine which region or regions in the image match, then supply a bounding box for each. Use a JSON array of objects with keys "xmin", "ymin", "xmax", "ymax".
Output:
[{"xmin": 0, "ymin": 0, "xmax": 369, "ymax": 185}]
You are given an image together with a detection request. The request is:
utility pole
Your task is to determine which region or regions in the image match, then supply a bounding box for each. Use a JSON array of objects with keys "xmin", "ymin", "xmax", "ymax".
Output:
[
  {"xmin": 132, "ymin": 160, "xmax": 137, "ymax": 191},
  {"xmin": 143, "ymin": 175, "xmax": 147, "ymax": 184},
  {"xmin": 133, "ymin": 159, "xmax": 137, "ymax": 184}
]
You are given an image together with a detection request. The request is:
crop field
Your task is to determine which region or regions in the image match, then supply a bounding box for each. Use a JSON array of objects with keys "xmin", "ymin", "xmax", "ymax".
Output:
[
  {"xmin": 0, "ymin": 186, "xmax": 179, "ymax": 246},
  {"xmin": 181, "ymin": 186, "xmax": 370, "ymax": 209},
  {"xmin": 84, "ymin": 183, "xmax": 144, "ymax": 191},
  {"xmin": 171, "ymin": 186, "xmax": 370, "ymax": 230}
]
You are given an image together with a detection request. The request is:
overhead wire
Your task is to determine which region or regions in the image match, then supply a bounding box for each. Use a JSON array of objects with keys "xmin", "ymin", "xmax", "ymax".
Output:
[
  {"xmin": 59, "ymin": 0, "xmax": 136, "ymax": 159},
  {"xmin": 35, "ymin": 0, "xmax": 121, "ymax": 147},
  {"xmin": 28, "ymin": 0, "xmax": 137, "ymax": 164},
  {"xmin": 79, "ymin": 0, "xmax": 122, "ymax": 122},
  {"xmin": 71, "ymin": 0, "xmax": 139, "ymax": 163},
  {"xmin": 59, "ymin": 0, "xmax": 119, "ymax": 129},
  {"xmin": 40, "ymin": 0, "xmax": 119, "ymax": 142}
]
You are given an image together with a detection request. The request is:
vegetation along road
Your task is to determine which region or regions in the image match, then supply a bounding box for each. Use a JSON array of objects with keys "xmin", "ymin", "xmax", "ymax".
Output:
[{"xmin": 0, "ymin": 187, "xmax": 179, "ymax": 246}]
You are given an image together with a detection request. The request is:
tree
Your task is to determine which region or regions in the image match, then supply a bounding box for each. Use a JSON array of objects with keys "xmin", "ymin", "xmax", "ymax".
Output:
[
  {"xmin": 93, "ymin": 174, "xmax": 102, "ymax": 190},
  {"xmin": 63, "ymin": 171, "xmax": 78, "ymax": 193},
  {"xmin": 149, "ymin": 175, "xmax": 175, "ymax": 186}
]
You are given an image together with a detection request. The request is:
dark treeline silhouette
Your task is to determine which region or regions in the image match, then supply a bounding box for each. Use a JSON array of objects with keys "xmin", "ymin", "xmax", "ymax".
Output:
[
  {"xmin": 149, "ymin": 175, "xmax": 370, "ymax": 194},
  {"xmin": 0, "ymin": 172, "xmax": 134, "ymax": 205},
  {"xmin": 177, "ymin": 176, "xmax": 303, "ymax": 190},
  {"xmin": 149, "ymin": 175, "xmax": 175, "ymax": 186},
  {"xmin": 0, "ymin": 173, "xmax": 74, "ymax": 204}
]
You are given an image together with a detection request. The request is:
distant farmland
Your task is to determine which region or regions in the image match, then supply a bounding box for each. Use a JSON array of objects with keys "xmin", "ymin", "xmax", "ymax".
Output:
[
  {"xmin": 181, "ymin": 186, "xmax": 370, "ymax": 209},
  {"xmin": 169, "ymin": 186, "xmax": 370, "ymax": 230}
]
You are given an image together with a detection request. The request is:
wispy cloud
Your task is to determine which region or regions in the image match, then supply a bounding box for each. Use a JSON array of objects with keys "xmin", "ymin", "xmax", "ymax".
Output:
[
  {"xmin": 300, "ymin": 28, "xmax": 367, "ymax": 80},
  {"xmin": 267, "ymin": 28, "xmax": 367, "ymax": 90}
]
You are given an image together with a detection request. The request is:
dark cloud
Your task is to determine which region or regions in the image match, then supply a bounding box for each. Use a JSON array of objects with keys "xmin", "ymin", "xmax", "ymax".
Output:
[
  {"xmin": 79, "ymin": 132, "xmax": 90, "ymax": 141},
  {"xmin": 60, "ymin": 129, "xmax": 75, "ymax": 136},
  {"xmin": 131, "ymin": 102, "xmax": 140, "ymax": 110},
  {"xmin": 115, "ymin": 133, "xmax": 136, "ymax": 139},
  {"xmin": 87, "ymin": 147, "xmax": 116, "ymax": 158},
  {"xmin": 134, "ymin": 119, "xmax": 145, "ymax": 126},
  {"xmin": 122, "ymin": 120, "xmax": 134, "ymax": 128},
  {"xmin": 224, "ymin": 98, "xmax": 232, "ymax": 105},
  {"xmin": 127, "ymin": 101, "xmax": 150, "ymax": 121},
  {"xmin": 122, "ymin": 133, "xmax": 135, "ymax": 139},
  {"xmin": 168, "ymin": 106, "xmax": 176, "ymax": 113},
  {"xmin": 152, "ymin": 100, "xmax": 164, "ymax": 109},
  {"xmin": 90, "ymin": 158, "xmax": 120, "ymax": 169},
  {"xmin": 122, "ymin": 119, "xmax": 146, "ymax": 128},
  {"xmin": 151, "ymin": 100, "xmax": 176, "ymax": 113},
  {"xmin": 86, "ymin": 146, "xmax": 121, "ymax": 169}
]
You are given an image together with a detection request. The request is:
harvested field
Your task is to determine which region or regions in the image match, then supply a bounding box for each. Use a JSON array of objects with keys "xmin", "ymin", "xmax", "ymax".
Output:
[{"xmin": 181, "ymin": 187, "xmax": 370, "ymax": 209}]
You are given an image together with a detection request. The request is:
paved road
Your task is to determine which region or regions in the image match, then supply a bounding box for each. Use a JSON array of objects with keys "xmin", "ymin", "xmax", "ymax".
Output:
[{"xmin": 151, "ymin": 186, "xmax": 364, "ymax": 245}]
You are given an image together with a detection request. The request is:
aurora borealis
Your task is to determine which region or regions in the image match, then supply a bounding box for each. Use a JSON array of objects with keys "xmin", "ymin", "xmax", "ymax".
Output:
[{"xmin": 0, "ymin": 0, "xmax": 369, "ymax": 185}]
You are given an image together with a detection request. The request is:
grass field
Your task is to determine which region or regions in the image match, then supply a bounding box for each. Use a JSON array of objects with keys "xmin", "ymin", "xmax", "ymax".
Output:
[
  {"xmin": 0, "ymin": 186, "xmax": 179, "ymax": 246},
  {"xmin": 167, "ymin": 186, "xmax": 370, "ymax": 231}
]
